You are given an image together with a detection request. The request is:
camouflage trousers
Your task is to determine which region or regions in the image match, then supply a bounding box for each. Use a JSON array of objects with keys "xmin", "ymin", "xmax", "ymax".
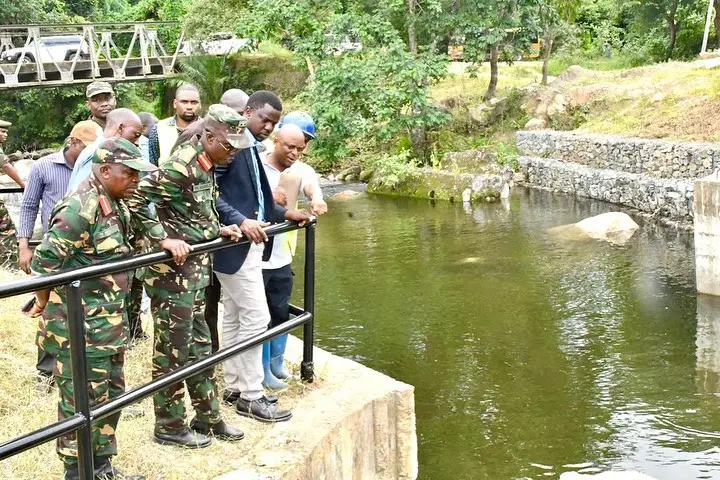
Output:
[
  {"xmin": 144, "ymin": 284, "xmax": 221, "ymax": 433},
  {"xmin": 55, "ymin": 351, "xmax": 125, "ymax": 469},
  {"xmin": 0, "ymin": 198, "xmax": 17, "ymax": 267}
]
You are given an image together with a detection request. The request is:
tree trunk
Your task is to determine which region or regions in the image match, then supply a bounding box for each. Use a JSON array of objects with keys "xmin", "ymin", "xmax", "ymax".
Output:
[
  {"xmin": 484, "ymin": 43, "xmax": 500, "ymax": 100},
  {"xmin": 714, "ymin": 0, "xmax": 720, "ymax": 49},
  {"xmin": 407, "ymin": 0, "xmax": 417, "ymax": 54},
  {"xmin": 542, "ymin": 34, "xmax": 554, "ymax": 86},
  {"xmin": 666, "ymin": 1, "xmax": 679, "ymax": 61},
  {"xmin": 407, "ymin": 0, "xmax": 428, "ymax": 162}
]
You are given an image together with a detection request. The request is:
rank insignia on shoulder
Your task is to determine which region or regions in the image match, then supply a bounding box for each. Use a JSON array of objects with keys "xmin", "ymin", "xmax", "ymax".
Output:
[
  {"xmin": 198, "ymin": 153, "xmax": 213, "ymax": 172},
  {"xmin": 99, "ymin": 195, "xmax": 113, "ymax": 216}
]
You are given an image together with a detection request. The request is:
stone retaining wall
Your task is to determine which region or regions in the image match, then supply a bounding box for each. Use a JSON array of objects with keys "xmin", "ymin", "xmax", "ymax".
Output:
[
  {"xmin": 518, "ymin": 156, "xmax": 694, "ymax": 222},
  {"xmin": 516, "ymin": 130, "xmax": 720, "ymax": 179}
]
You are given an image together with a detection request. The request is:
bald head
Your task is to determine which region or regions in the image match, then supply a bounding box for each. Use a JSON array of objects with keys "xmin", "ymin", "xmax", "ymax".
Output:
[
  {"xmin": 270, "ymin": 124, "xmax": 306, "ymax": 170},
  {"xmin": 220, "ymin": 89, "xmax": 249, "ymax": 114},
  {"xmin": 104, "ymin": 108, "xmax": 143, "ymax": 145}
]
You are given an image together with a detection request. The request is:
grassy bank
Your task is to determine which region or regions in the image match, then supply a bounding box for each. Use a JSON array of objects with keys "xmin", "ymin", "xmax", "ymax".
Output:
[{"xmin": 0, "ymin": 268, "xmax": 308, "ymax": 480}]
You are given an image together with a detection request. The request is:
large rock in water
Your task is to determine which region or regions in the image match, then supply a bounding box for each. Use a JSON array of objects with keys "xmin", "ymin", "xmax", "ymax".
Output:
[
  {"xmin": 548, "ymin": 212, "xmax": 639, "ymax": 245},
  {"xmin": 560, "ymin": 472, "xmax": 657, "ymax": 480}
]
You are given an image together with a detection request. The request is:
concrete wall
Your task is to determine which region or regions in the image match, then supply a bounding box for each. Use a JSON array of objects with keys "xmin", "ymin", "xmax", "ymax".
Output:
[
  {"xmin": 516, "ymin": 130, "xmax": 720, "ymax": 179},
  {"xmin": 217, "ymin": 337, "xmax": 418, "ymax": 480},
  {"xmin": 695, "ymin": 174, "xmax": 720, "ymax": 295}
]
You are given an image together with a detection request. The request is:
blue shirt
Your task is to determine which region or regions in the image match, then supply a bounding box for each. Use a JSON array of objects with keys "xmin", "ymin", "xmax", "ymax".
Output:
[
  {"xmin": 67, "ymin": 135, "xmax": 104, "ymax": 194},
  {"xmin": 248, "ymin": 130, "xmax": 266, "ymax": 222},
  {"xmin": 17, "ymin": 148, "xmax": 73, "ymax": 238}
]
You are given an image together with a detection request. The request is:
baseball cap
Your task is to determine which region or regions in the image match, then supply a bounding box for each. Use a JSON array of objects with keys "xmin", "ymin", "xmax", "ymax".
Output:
[
  {"xmin": 206, "ymin": 104, "xmax": 250, "ymax": 149},
  {"xmin": 279, "ymin": 111, "xmax": 316, "ymax": 139},
  {"xmin": 86, "ymin": 81, "xmax": 114, "ymax": 99},
  {"xmin": 0, "ymin": 119, "xmax": 11, "ymax": 128},
  {"xmin": 93, "ymin": 137, "xmax": 157, "ymax": 172},
  {"xmin": 69, "ymin": 120, "xmax": 102, "ymax": 146}
]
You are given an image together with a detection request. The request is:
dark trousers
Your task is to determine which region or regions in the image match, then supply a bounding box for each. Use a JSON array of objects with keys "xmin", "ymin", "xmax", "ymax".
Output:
[
  {"xmin": 204, "ymin": 274, "xmax": 222, "ymax": 353},
  {"xmin": 125, "ymin": 274, "xmax": 144, "ymax": 340},
  {"xmin": 262, "ymin": 265, "xmax": 293, "ymax": 329}
]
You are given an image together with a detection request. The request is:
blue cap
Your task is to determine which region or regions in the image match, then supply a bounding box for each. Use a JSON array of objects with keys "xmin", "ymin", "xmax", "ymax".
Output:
[{"xmin": 279, "ymin": 111, "xmax": 316, "ymax": 140}]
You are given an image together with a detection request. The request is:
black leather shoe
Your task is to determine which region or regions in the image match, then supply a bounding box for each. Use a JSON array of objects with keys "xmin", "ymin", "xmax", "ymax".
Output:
[
  {"xmin": 95, "ymin": 461, "xmax": 145, "ymax": 480},
  {"xmin": 153, "ymin": 428, "xmax": 212, "ymax": 449},
  {"xmin": 190, "ymin": 418, "xmax": 244, "ymax": 441},
  {"xmin": 63, "ymin": 461, "xmax": 145, "ymax": 480},
  {"xmin": 222, "ymin": 390, "xmax": 240, "ymax": 406},
  {"xmin": 235, "ymin": 396, "xmax": 292, "ymax": 423},
  {"xmin": 223, "ymin": 391, "xmax": 277, "ymax": 405}
]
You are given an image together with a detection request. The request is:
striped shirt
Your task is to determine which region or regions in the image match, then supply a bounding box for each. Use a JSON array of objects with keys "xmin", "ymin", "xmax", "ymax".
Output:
[{"xmin": 17, "ymin": 148, "xmax": 73, "ymax": 239}]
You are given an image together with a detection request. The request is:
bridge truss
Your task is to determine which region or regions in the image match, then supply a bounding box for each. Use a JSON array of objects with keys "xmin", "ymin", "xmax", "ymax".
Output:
[{"xmin": 0, "ymin": 22, "xmax": 186, "ymax": 90}]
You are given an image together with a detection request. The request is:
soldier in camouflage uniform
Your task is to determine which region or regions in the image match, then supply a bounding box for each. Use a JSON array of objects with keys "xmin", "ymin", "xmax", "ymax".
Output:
[
  {"xmin": 28, "ymin": 138, "xmax": 158, "ymax": 480},
  {"xmin": 0, "ymin": 119, "xmax": 25, "ymax": 267},
  {"xmin": 126, "ymin": 104, "xmax": 247, "ymax": 448}
]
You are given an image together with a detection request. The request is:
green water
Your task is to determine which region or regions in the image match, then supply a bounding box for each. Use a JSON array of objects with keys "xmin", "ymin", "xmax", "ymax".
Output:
[{"xmin": 295, "ymin": 188, "xmax": 720, "ymax": 480}]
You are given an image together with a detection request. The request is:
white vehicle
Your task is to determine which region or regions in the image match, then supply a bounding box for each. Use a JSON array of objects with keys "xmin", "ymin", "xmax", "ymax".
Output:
[
  {"xmin": 0, "ymin": 35, "xmax": 90, "ymax": 64},
  {"xmin": 323, "ymin": 34, "xmax": 362, "ymax": 55},
  {"xmin": 180, "ymin": 32, "xmax": 254, "ymax": 56}
]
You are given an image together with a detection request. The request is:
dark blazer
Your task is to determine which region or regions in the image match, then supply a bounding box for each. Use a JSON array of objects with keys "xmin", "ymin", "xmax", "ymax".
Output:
[{"xmin": 214, "ymin": 145, "xmax": 286, "ymax": 275}]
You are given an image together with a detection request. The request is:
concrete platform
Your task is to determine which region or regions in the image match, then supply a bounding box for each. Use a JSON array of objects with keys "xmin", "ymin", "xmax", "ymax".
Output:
[{"xmin": 216, "ymin": 336, "xmax": 418, "ymax": 480}]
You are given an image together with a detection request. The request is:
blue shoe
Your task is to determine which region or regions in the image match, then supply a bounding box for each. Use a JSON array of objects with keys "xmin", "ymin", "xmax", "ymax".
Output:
[
  {"xmin": 269, "ymin": 334, "xmax": 291, "ymax": 380},
  {"xmin": 262, "ymin": 342, "xmax": 288, "ymax": 391}
]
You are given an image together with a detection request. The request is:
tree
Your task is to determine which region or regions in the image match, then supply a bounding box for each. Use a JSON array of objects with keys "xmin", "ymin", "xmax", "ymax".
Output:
[
  {"xmin": 538, "ymin": 0, "xmax": 578, "ymax": 85},
  {"xmin": 454, "ymin": 0, "xmax": 541, "ymax": 99}
]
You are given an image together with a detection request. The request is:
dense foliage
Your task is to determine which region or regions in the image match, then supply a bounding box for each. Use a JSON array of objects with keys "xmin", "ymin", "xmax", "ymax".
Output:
[{"xmin": 1, "ymin": 0, "xmax": 719, "ymax": 163}]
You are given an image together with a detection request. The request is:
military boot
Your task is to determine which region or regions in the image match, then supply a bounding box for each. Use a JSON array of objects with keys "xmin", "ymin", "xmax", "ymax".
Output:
[
  {"xmin": 190, "ymin": 418, "xmax": 245, "ymax": 441},
  {"xmin": 153, "ymin": 428, "xmax": 212, "ymax": 449}
]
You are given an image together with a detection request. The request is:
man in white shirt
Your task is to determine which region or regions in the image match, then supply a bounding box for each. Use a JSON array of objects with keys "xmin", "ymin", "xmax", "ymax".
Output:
[{"xmin": 260, "ymin": 118, "xmax": 327, "ymax": 390}]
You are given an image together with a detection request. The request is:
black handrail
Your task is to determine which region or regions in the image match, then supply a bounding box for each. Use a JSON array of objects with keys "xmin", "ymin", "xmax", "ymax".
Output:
[{"xmin": 0, "ymin": 219, "xmax": 317, "ymax": 480}]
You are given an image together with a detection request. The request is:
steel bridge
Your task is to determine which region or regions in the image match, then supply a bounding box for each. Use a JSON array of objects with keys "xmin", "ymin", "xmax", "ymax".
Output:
[{"xmin": 0, "ymin": 22, "xmax": 187, "ymax": 90}]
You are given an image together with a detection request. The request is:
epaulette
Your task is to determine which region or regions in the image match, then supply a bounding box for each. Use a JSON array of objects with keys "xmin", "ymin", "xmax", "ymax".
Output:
[
  {"xmin": 198, "ymin": 152, "xmax": 213, "ymax": 172},
  {"xmin": 78, "ymin": 192, "xmax": 99, "ymax": 222}
]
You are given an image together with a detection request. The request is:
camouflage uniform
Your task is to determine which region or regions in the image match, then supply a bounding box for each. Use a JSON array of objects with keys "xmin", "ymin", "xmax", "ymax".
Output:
[
  {"xmin": 0, "ymin": 145, "xmax": 18, "ymax": 266},
  {"xmin": 30, "ymin": 139, "xmax": 156, "ymax": 472},
  {"xmin": 127, "ymin": 139, "xmax": 223, "ymax": 434},
  {"xmin": 127, "ymin": 105, "xmax": 246, "ymax": 435}
]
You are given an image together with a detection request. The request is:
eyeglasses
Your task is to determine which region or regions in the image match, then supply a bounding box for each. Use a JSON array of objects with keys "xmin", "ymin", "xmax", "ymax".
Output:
[{"xmin": 217, "ymin": 139, "xmax": 237, "ymax": 153}]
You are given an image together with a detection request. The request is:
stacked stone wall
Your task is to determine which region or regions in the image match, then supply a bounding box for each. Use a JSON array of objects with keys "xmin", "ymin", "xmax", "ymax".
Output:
[
  {"xmin": 518, "ymin": 157, "xmax": 694, "ymax": 221},
  {"xmin": 516, "ymin": 131, "xmax": 720, "ymax": 179},
  {"xmin": 515, "ymin": 131, "xmax": 717, "ymax": 225}
]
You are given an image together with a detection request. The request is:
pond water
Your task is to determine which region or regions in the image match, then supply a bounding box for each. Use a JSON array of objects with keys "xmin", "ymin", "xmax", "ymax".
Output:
[{"xmin": 294, "ymin": 187, "xmax": 720, "ymax": 480}]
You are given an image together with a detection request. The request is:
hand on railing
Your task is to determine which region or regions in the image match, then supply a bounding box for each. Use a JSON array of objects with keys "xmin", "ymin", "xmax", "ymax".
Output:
[
  {"xmin": 219, "ymin": 224, "xmax": 243, "ymax": 242},
  {"xmin": 239, "ymin": 219, "xmax": 271, "ymax": 244},
  {"xmin": 159, "ymin": 238, "xmax": 191, "ymax": 265},
  {"xmin": 285, "ymin": 209, "xmax": 312, "ymax": 228}
]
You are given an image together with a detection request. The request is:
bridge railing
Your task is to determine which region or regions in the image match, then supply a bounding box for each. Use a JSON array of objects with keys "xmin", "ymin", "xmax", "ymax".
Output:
[
  {"xmin": 0, "ymin": 22, "xmax": 186, "ymax": 89},
  {"xmin": 0, "ymin": 214, "xmax": 317, "ymax": 480}
]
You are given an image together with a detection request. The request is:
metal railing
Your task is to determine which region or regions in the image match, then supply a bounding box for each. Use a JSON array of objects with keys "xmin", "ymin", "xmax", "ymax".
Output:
[{"xmin": 0, "ymin": 218, "xmax": 316, "ymax": 480}]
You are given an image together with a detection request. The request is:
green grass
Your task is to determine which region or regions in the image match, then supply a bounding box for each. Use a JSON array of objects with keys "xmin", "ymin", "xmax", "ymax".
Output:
[{"xmin": 547, "ymin": 54, "xmax": 637, "ymax": 77}]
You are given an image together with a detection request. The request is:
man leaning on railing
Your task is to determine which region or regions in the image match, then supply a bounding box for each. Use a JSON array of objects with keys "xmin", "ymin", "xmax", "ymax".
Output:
[{"xmin": 24, "ymin": 138, "xmax": 186, "ymax": 480}]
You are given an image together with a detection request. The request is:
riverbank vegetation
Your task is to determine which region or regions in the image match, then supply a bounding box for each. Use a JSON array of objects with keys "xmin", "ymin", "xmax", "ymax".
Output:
[{"xmin": 2, "ymin": 0, "xmax": 720, "ymax": 173}]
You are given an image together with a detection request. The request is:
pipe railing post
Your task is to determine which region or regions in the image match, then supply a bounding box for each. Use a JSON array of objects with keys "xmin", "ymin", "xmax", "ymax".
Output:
[
  {"xmin": 66, "ymin": 280, "xmax": 94, "ymax": 480},
  {"xmin": 301, "ymin": 223, "xmax": 316, "ymax": 383}
]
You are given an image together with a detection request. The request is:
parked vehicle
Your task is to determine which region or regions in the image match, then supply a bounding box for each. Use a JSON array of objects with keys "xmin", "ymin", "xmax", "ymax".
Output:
[
  {"xmin": 179, "ymin": 32, "xmax": 255, "ymax": 56},
  {"xmin": 0, "ymin": 35, "xmax": 89, "ymax": 64},
  {"xmin": 323, "ymin": 34, "xmax": 362, "ymax": 55}
]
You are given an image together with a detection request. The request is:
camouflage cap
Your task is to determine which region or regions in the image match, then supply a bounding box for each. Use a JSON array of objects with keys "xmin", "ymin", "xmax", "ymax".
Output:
[
  {"xmin": 86, "ymin": 81, "xmax": 114, "ymax": 99},
  {"xmin": 0, "ymin": 119, "xmax": 11, "ymax": 128},
  {"xmin": 206, "ymin": 104, "xmax": 250, "ymax": 149},
  {"xmin": 93, "ymin": 137, "xmax": 157, "ymax": 172}
]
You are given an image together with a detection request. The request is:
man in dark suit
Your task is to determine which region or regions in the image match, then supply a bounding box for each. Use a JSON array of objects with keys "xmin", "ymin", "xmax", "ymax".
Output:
[{"xmin": 214, "ymin": 90, "xmax": 310, "ymax": 423}]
